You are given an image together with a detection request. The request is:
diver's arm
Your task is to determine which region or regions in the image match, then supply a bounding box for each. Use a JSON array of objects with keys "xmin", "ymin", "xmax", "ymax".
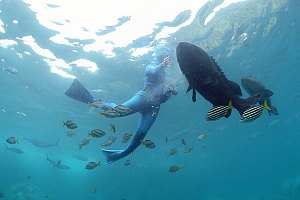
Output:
[{"xmin": 146, "ymin": 56, "xmax": 171, "ymax": 74}]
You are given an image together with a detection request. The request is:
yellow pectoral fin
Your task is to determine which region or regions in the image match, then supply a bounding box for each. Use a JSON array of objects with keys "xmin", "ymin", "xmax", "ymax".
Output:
[{"xmin": 228, "ymin": 100, "xmax": 233, "ymax": 109}]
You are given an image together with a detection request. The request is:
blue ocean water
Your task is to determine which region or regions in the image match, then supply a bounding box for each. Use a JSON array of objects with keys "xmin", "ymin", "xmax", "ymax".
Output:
[{"xmin": 0, "ymin": 0, "xmax": 299, "ymax": 199}]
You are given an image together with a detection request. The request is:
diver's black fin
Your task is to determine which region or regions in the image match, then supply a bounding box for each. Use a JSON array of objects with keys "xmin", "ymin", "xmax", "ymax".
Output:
[{"xmin": 65, "ymin": 79, "xmax": 95, "ymax": 104}]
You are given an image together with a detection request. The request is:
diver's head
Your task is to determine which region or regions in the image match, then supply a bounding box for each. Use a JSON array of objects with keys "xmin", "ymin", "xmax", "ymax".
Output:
[{"xmin": 154, "ymin": 46, "xmax": 172, "ymax": 64}]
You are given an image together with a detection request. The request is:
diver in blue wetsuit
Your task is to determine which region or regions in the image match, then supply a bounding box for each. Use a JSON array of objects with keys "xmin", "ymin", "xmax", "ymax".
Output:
[{"xmin": 65, "ymin": 46, "xmax": 176, "ymax": 163}]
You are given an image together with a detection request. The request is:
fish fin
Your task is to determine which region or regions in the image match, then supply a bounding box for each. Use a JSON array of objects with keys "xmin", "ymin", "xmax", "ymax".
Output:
[
  {"xmin": 234, "ymin": 94, "xmax": 261, "ymax": 115},
  {"xmin": 101, "ymin": 149, "xmax": 122, "ymax": 164},
  {"xmin": 227, "ymin": 80, "xmax": 242, "ymax": 97},
  {"xmin": 2, "ymin": 66, "xmax": 5, "ymax": 72},
  {"xmin": 45, "ymin": 154, "xmax": 49, "ymax": 161},
  {"xmin": 264, "ymin": 89, "xmax": 273, "ymax": 97},
  {"xmin": 224, "ymin": 108, "xmax": 232, "ymax": 118},
  {"xmin": 186, "ymin": 85, "xmax": 193, "ymax": 93},
  {"xmin": 268, "ymin": 110, "xmax": 272, "ymax": 116},
  {"xmin": 65, "ymin": 79, "xmax": 95, "ymax": 104},
  {"xmin": 270, "ymin": 105, "xmax": 278, "ymax": 115},
  {"xmin": 263, "ymin": 100, "xmax": 271, "ymax": 111},
  {"xmin": 228, "ymin": 100, "xmax": 233, "ymax": 109},
  {"xmin": 4, "ymin": 143, "xmax": 7, "ymax": 151},
  {"xmin": 192, "ymin": 89, "xmax": 196, "ymax": 102},
  {"xmin": 62, "ymin": 121, "xmax": 66, "ymax": 127}
]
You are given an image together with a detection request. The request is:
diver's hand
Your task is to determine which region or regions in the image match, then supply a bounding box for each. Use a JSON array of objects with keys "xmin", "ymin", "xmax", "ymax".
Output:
[
  {"xmin": 166, "ymin": 86, "xmax": 177, "ymax": 96},
  {"xmin": 162, "ymin": 55, "xmax": 171, "ymax": 67}
]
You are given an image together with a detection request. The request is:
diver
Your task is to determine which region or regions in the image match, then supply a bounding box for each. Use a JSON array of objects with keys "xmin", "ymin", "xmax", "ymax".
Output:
[{"xmin": 65, "ymin": 46, "xmax": 177, "ymax": 163}]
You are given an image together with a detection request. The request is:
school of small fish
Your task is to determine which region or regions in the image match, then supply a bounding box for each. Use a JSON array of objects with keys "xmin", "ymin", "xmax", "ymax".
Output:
[{"xmin": 3, "ymin": 110, "xmax": 212, "ymax": 177}]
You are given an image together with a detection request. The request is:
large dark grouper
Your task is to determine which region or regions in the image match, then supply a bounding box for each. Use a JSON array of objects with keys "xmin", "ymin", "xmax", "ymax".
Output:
[
  {"xmin": 241, "ymin": 75, "xmax": 278, "ymax": 116},
  {"xmin": 176, "ymin": 42, "xmax": 260, "ymax": 120}
]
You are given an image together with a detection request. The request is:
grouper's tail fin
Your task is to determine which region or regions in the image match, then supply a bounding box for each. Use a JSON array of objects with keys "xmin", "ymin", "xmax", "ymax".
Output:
[
  {"xmin": 65, "ymin": 79, "xmax": 95, "ymax": 104},
  {"xmin": 269, "ymin": 105, "xmax": 279, "ymax": 116},
  {"xmin": 101, "ymin": 149, "xmax": 123, "ymax": 164},
  {"xmin": 234, "ymin": 94, "xmax": 260, "ymax": 115}
]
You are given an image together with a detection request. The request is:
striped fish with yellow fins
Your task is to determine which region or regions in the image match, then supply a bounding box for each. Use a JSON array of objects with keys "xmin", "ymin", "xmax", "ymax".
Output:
[
  {"xmin": 240, "ymin": 100, "xmax": 271, "ymax": 123},
  {"xmin": 206, "ymin": 100, "xmax": 233, "ymax": 121}
]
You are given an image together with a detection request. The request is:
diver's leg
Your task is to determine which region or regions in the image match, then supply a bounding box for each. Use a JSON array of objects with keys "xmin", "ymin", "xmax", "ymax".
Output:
[
  {"xmin": 101, "ymin": 92, "xmax": 146, "ymax": 117},
  {"xmin": 102, "ymin": 106, "xmax": 160, "ymax": 163},
  {"xmin": 118, "ymin": 93, "xmax": 146, "ymax": 116}
]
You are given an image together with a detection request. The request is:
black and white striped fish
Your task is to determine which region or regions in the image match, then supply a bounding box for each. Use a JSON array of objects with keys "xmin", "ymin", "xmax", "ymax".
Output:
[
  {"xmin": 63, "ymin": 120, "xmax": 77, "ymax": 129},
  {"xmin": 122, "ymin": 132, "xmax": 133, "ymax": 143},
  {"xmin": 89, "ymin": 129, "xmax": 106, "ymax": 138},
  {"xmin": 206, "ymin": 101, "xmax": 233, "ymax": 121},
  {"xmin": 240, "ymin": 100, "xmax": 271, "ymax": 123}
]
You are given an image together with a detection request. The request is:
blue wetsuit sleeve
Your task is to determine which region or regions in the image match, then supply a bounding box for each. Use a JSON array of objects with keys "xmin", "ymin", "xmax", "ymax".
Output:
[
  {"xmin": 160, "ymin": 91, "xmax": 172, "ymax": 103},
  {"xmin": 145, "ymin": 63, "xmax": 163, "ymax": 75}
]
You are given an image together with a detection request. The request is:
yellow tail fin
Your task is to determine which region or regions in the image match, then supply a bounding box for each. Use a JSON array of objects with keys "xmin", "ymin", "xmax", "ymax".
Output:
[
  {"xmin": 263, "ymin": 100, "xmax": 271, "ymax": 111},
  {"xmin": 228, "ymin": 100, "xmax": 233, "ymax": 109}
]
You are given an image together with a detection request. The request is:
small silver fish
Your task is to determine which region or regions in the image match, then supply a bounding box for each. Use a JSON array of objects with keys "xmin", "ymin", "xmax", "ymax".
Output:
[
  {"xmin": 67, "ymin": 130, "xmax": 76, "ymax": 137},
  {"xmin": 101, "ymin": 134, "xmax": 116, "ymax": 147},
  {"xmin": 4, "ymin": 144, "xmax": 24, "ymax": 154},
  {"xmin": 122, "ymin": 132, "xmax": 133, "ymax": 143},
  {"xmin": 85, "ymin": 161, "xmax": 100, "ymax": 170},
  {"xmin": 169, "ymin": 164, "xmax": 184, "ymax": 173},
  {"xmin": 183, "ymin": 146, "xmax": 193, "ymax": 153},
  {"xmin": 110, "ymin": 123, "xmax": 116, "ymax": 133},
  {"xmin": 88, "ymin": 100, "xmax": 104, "ymax": 108},
  {"xmin": 79, "ymin": 138, "xmax": 90, "ymax": 150},
  {"xmin": 167, "ymin": 148, "xmax": 177, "ymax": 156},
  {"xmin": 141, "ymin": 139, "xmax": 156, "ymax": 149},
  {"xmin": 56, "ymin": 163, "xmax": 70, "ymax": 170},
  {"xmin": 98, "ymin": 109, "xmax": 121, "ymax": 118},
  {"xmin": 3, "ymin": 66, "xmax": 18, "ymax": 74},
  {"xmin": 6, "ymin": 136, "xmax": 19, "ymax": 144},
  {"xmin": 124, "ymin": 159, "xmax": 132, "ymax": 166},
  {"xmin": 114, "ymin": 105, "xmax": 132, "ymax": 115},
  {"xmin": 72, "ymin": 154, "xmax": 88, "ymax": 161},
  {"xmin": 63, "ymin": 120, "xmax": 77, "ymax": 129},
  {"xmin": 46, "ymin": 154, "xmax": 59, "ymax": 167},
  {"xmin": 89, "ymin": 129, "xmax": 105, "ymax": 138},
  {"xmin": 197, "ymin": 132, "xmax": 207, "ymax": 142}
]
